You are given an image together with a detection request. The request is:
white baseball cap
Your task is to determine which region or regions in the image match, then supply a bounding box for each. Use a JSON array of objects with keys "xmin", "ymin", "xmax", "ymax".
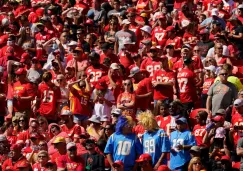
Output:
[
  {"xmin": 238, "ymin": 4, "xmax": 243, "ymax": 9},
  {"xmin": 122, "ymin": 19, "xmax": 131, "ymax": 25},
  {"xmin": 204, "ymin": 65, "xmax": 216, "ymax": 72},
  {"xmin": 110, "ymin": 63, "xmax": 120, "ymax": 70},
  {"xmin": 128, "ymin": 66, "xmax": 140, "ymax": 77},
  {"xmin": 140, "ymin": 25, "xmax": 152, "ymax": 35},
  {"xmin": 211, "ymin": 8, "xmax": 219, "ymax": 16}
]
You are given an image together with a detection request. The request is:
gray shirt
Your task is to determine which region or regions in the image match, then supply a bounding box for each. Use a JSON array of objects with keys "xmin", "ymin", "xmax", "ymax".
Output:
[
  {"xmin": 115, "ymin": 30, "xmax": 136, "ymax": 53},
  {"xmin": 207, "ymin": 81, "xmax": 238, "ymax": 115}
]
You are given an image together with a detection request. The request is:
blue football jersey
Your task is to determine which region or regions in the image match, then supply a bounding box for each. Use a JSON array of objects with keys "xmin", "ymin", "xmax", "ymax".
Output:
[
  {"xmin": 170, "ymin": 130, "xmax": 196, "ymax": 170},
  {"xmin": 142, "ymin": 129, "xmax": 170, "ymax": 166},
  {"xmin": 104, "ymin": 133, "xmax": 143, "ymax": 171}
]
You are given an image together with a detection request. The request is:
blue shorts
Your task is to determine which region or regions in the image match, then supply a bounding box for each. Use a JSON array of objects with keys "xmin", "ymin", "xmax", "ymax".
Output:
[{"xmin": 73, "ymin": 114, "xmax": 89, "ymax": 123}]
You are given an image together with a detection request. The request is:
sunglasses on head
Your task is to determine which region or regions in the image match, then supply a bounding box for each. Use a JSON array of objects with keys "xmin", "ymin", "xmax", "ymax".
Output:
[{"xmin": 68, "ymin": 147, "xmax": 77, "ymax": 151}]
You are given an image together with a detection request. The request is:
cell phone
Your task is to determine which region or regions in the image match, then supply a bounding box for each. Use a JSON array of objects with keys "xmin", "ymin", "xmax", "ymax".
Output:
[{"xmin": 206, "ymin": 122, "xmax": 215, "ymax": 132}]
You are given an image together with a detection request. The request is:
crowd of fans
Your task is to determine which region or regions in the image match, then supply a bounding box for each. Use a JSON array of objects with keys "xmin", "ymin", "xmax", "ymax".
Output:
[{"xmin": 1, "ymin": 0, "xmax": 243, "ymax": 170}]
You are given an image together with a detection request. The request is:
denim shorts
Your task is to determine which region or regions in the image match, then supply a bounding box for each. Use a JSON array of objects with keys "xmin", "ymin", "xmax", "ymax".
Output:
[{"xmin": 73, "ymin": 114, "xmax": 89, "ymax": 123}]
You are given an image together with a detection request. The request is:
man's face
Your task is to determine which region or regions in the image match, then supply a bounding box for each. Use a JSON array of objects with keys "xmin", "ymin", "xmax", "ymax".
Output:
[
  {"xmin": 181, "ymin": 50, "xmax": 190, "ymax": 58},
  {"xmin": 68, "ymin": 147, "xmax": 77, "ymax": 158},
  {"xmin": 127, "ymin": 13, "xmax": 136, "ymax": 22},
  {"xmin": 61, "ymin": 115, "xmax": 70, "ymax": 124},
  {"xmin": 30, "ymin": 122, "xmax": 39, "ymax": 133},
  {"xmin": 150, "ymin": 49, "xmax": 158, "ymax": 58},
  {"xmin": 219, "ymin": 70, "xmax": 228, "ymax": 82}
]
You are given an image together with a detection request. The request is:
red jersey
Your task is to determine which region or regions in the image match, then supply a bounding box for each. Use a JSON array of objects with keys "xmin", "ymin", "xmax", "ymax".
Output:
[
  {"xmin": 100, "ymin": 52, "xmax": 119, "ymax": 64},
  {"xmin": 173, "ymin": 57, "xmax": 203, "ymax": 74},
  {"xmin": 32, "ymin": 163, "xmax": 48, "ymax": 171},
  {"xmin": 140, "ymin": 58, "xmax": 161, "ymax": 77},
  {"xmin": 2, "ymin": 157, "xmax": 28, "ymax": 171},
  {"xmin": 119, "ymin": 51, "xmax": 134, "ymax": 69},
  {"xmin": 0, "ymin": 81, "xmax": 6, "ymax": 115},
  {"xmin": 165, "ymin": 36, "xmax": 183, "ymax": 50},
  {"xmin": 13, "ymin": 81, "xmax": 35, "ymax": 112},
  {"xmin": 152, "ymin": 27, "xmax": 167, "ymax": 47},
  {"xmin": 202, "ymin": 78, "xmax": 215, "ymax": 94},
  {"xmin": 57, "ymin": 154, "xmax": 85, "ymax": 171},
  {"xmin": 69, "ymin": 84, "xmax": 91, "ymax": 116},
  {"xmin": 85, "ymin": 65, "xmax": 108, "ymax": 86},
  {"xmin": 134, "ymin": 77, "xmax": 153, "ymax": 110},
  {"xmin": 37, "ymin": 82, "xmax": 61, "ymax": 120},
  {"xmin": 60, "ymin": 124, "xmax": 83, "ymax": 140},
  {"xmin": 193, "ymin": 124, "xmax": 207, "ymax": 147},
  {"xmin": 158, "ymin": 115, "xmax": 172, "ymax": 135},
  {"xmin": 232, "ymin": 115, "xmax": 243, "ymax": 145},
  {"xmin": 152, "ymin": 69, "xmax": 176, "ymax": 100},
  {"xmin": 177, "ymin": 68, "xmax": 198, "ymax": 103},
  {"xmin": 0, "ymin": 45, "xmax": 24, "ymax": 59},
  {"xmin": 35, "ymin": 32, "xmax": 52, "ymax": 44}
]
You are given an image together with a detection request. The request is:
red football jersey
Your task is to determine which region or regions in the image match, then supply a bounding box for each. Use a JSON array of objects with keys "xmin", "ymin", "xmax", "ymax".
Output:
[
  {"xmin": 152, "ymin": 27, "xmax": 167, "ymax": 47},
  {"xmin": 177, "ymin": 68, "xmax": 198, "ymax": 103},
  {"xmin": 57, "ymin": 154, "xmax": 85, "ymax": 171},
  {"xmin": 202, "ymin": 78, "xmax": 215, "ymax": 94},
  {"xmin": 60, "ymin": 124, "xmax": 83, "ymax": 140},
  {"xmin": 85, "ymin": 65, "xmax": 108, "ymax": 86},
  {"xmin": 165, "ymin": 36, "xmax": 183, "ymax": 50},
  {"xmin": 173, "ymin": 57, "xmax": 203, "ymax": 74},
  {"xmin": 140, "ymin": 58, "xmax": 161, "ymax": 77},
  {"xmin": 152, "ymin": 69, "xmax": 176, "ymax": 100},
  {"xmin": 232, "ymin": 115, "xmax": 243, "ymax": 146},
  {"xmin": 158, "ymin": 115, "xmax": 172, "ymax": 135},
  {"xmin": 193, "ymin": 124, "xmax": 207, "ymax": 147},
  {"xmin": 37, "ymin": 82, "xmax": 61, "ymax": 120}
]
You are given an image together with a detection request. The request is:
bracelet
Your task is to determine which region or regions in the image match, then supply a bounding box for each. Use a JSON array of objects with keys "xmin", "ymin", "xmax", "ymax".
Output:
[{"xmin": 182, "ymin": 145, "xmax": 184, "ymax": 149}]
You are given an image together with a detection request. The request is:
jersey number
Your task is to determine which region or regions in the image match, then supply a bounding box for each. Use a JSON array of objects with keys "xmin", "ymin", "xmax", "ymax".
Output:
[
  {"xmin": 117, "ymin": 141, "xmax": 131, "ymax": 156},
  {"xmin": 43, "ymin": 90, "xmax": 54, "ymax": 103},
  {"xmin": 90, "ymin": 71, "xmax": 102, "ymax": 82},
  {"xmin": 147, "ymin": 65, "xmax": 160, "ymax": 76},
  {"xmin": 155, "ymin": 33, "xmax": 165, "ymax": 41},
  {"xmin": 178, "ymin": 78, "xmax": 188, "ymax": 93},
  {"xmin": 80, "ymin": 97, "xmax": 88, "ymax": 105},
  {"xmin": 144, "ymin": 139, "xmax": 155, "ymax": 153}
]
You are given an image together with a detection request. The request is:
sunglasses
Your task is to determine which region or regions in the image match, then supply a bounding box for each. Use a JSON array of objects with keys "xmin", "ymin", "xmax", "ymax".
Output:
[
  {"xmin": 127, "ymin": 15, "xmax": 136, "ymax": 18},
  {"xmin": 81, "ymin": 75, "xmax": 87, "ymax": 77},
  {"xmin": 206, "ymin": 60, "xmax": 213, "ymax": 62},
  {"xmin": 38, "ymin": 155, "xmax": 47, "ymax": 158},
  {"xmin": 217, "ymin": 47, "xmax": 223, "ymax": 49},
  {"xmin": 220, "ymin": 73, "xmax": 228, "ymax": 76},
  {"xmin": 57, "ymin": 79, "xmax": 63, "ymax": 82},
  {"xmin": 194, "ymin": 50, "xmax": 200, "ymax": 52},
  {"xmin": 19, "ymin": 120, "xmax": 25, "ymax": 122},
  {"xmin": 193, "ymin": 162, "xmax": 201, "ymax": 165},
  {"xmin": 79, "ymin": 85, "xmax": 86, "ymax": 88},
  {"xmin": 68, "ymin": 148, "xmax": 77, "ymax": 151},
  {"xmin": 39, "ymin": 122, "xmax": 45, "ymax": 125}
]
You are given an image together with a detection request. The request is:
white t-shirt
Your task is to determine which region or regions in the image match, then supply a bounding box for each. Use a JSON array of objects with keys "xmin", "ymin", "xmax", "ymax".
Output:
[{"xmin": 206, "ymin": 45, "xmax": 229, "ymax": 57}]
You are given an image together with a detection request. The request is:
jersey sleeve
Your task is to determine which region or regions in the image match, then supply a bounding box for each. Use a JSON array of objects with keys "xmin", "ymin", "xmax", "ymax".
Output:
[
  {"xmin": 146, "ymin": 78, "xmax": 153, "ymax": 93},
  {"xmin": 104, "ymin": 134, "xmax": 114, "ymax": 154},
  {"xmin": 26, "ymin": 83, "xmax": 36, "ymax": 97}
]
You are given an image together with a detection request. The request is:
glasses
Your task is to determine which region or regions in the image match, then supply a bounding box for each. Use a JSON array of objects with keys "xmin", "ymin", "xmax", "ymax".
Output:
[
  {"xmin": 217, "ymin": 47, "xmax": 223, "ymax": 50},
  {"xmin": 206, "ymin": 60, "xmax": 213, "ymax": 62},
  {"xmin": 38, "ymin": 155, "xmax": 47, "ymax": 158},
  {"xmin": 124, "ymin": 83, "xmax": 131, "ymax": 86},
  {"xmin": 81, "ymin": 75, "xmax": 87, "ymax": 77},
  {"xmin": 39, "ymin": 143, "xmax": 47, "ymax": 147},
  {"xmin": 68, "ymin": 148, "xmax": 77, "ymax": 151},
  {"xmin": 193, "ymin": 162, "xmax": 201, "ymax": 165},
  {"xmin": 56, "ymin": 79, "xmax": 63, "ymax": 82},
  {"xmin": 13, "ymin": 120, "xmax": 18, "ymax": 123},
  {"xmin": 79, "ymin": 85, "xmax": 86, "ymax": 88},
  {"xmin": 19, "ymin": 120, "xmax": 25, "ymax": 122}
]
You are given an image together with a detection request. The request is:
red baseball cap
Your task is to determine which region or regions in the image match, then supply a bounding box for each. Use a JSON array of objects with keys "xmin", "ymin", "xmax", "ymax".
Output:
[
  {"xmin": 212, "ymin": 115, "xmax": 224, "ymax": 122},
  {"xmin": 112, "ymin": 160, "xmax": 124, "ymax": 167},
  {"xmin": 157, "ymin": 165, "xmax": 170, "ymax": 171},
  {"xmin": 15, "ymin": 68, "xmax": 27, "ymax": 75},
  {"xmin": 221, "ymin": 155, "xmax": 230, "ymax": 161},
  {"xmin": 136, "ymin": 154, "xmax": 152, "ymax": 162},
  {"xmin": 16, "ymin": 160, "xmax": 30, "ymax": 168},
  {"xmin": 20, "ymin": 53, "xmax": 30, "ymax": 63},
  {"xmin": 5, "ymin": 46, "xmax": 14, "ymax": 57}
]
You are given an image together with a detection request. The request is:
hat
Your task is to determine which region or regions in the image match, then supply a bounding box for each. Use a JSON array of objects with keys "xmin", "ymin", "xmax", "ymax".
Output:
[
  {"xmin": 204, "ymin": 65, "xmax": 216, "ymax": 72},
  {"xmin": 211, "ymin": 8, "xmax": 219, "ymax": 16},
  {"xmin": 212, "ymin": 20, "xmax": 221, "ymax": 26},
  {"xmin": 215, "ymin": 127, "xmax": 225, "ymax": 138},
  {"xmin": 216, "ymin": 109, "xmax": 226, "ymax": 115},
  {"xmin": 52, "ymin": 137, "xmax": 66, "ymax": 144},
  {"xmin": 66, "ymin": 142, "xmax": 76, "ymax": 150},
  {"xmin": 15, "ymin": 68, "xmax": 27, "ymax": 75},
  {"xmin": 111, "ymin": 108, "xmax": 122, "ymax": 115},
  {"xmin": 128, "ymin": 66, "xmax": 140, "ymax": 77},
  {"xmin": 1, "ymin": 18, "xmax": 9, "ymax": 27},
  {"xmin": 60, "ymin": 106, "xmax": 72, "ymax": 115},
  {"xmin": 213, "ymin": 0, "xmax": 223, "ymax": 6},
  {"xmin": 0, "ymin": 66, "xmax": 3, "ymax": 73},
  {"xmin": 199, "ymin": 29, "xmax": 210, "ymax": 34},
  {"xmin": 68, "ymin": 41, "xmax": 78, "ymax": 46},
  {"xmin": 36, "ymin": 22, "xmax": 44, "ymax": 27},
  {"xmin": 136, "ymin": 153, "xmax": 152, "ymax": 162},
  {"xmin": 157, "ymin": 165, "xmax": 170, "ymax": 171},
  {"xmin": 113, "ymin": 160, "xmax": 124, "ymax": 167},
  {"xmin": 126, "ymin": 7, "xmax": 136, "ymax": 14},
  {"xmin": 85, "ymin": 19, "xmax": 94, "ymax": 25},
  {"xmin": 89, "ymin": 52, "xmax": 100, "ymax": 59},
  {"xmin": 190, "ymin": 146, "xmax": 201, "ymax": 153},
  {"xmin": 140, "ymin": 12, "xmax": 148, "ymax": 18},
  {"xmin": 0, "ymin": 135, "xmax": 7, "ymax": 142},
  {"xmin": 124, "ymin": 40, "xmax": 135, "ymax": 45},
  {"xmin": 95, "ymin": 79, "xmax": 108, "ymax": 90},
  {"xmin": 110, "ymin": 63, "xmax": 120, "ymax": 70},
  {"xmin": 234, "ymin": 99, "xmax": 243, "ymax": 107},
  {"xmin": 16, "ymin": 160, "xmax": 30, "ymax": 168},
  {"xmin": 183, "ymin": 57, "xmax": 193, "ymax": 64},
  {"xmin": 213, "ymin": 115, "xmax": 224, "ymax": 122},
  {"xmin": 221, "ymin": 155, "xmax": 231, "ymax": 161},
  {"xmin": 122, "ymin": 19, "xmax": 131, "ymax": 25},
  {"xmin": 88, "ymin": 115, "xmax": 101, "ymax": 124},
  {"xmin": 165, "ymin": 44, "xmax": 174, "ymax": 49},
  {"xmin": 73, "ymin": 47, "xmax": 83, "ymax": 53},
  {"xmin": 238, "ymin": 4, "xmax": 243, "ymax": 9},
  {"xmin": 166, "ymin": 26, "xmax": 175, "ymax": 31},
  {"xmin": 5, "ymin": 46, "xmax": 14, "ymax": 57},
  {"xmin": 176, "ymin": 117, "xmax": 188, "ymax": 124},
  {"xmin": 20, "ymin": 53, "xmax": 30, "ymax": 63},
  {"xmin": 140, "ymin": 25, "xmax": 152, "ymax": 35}
]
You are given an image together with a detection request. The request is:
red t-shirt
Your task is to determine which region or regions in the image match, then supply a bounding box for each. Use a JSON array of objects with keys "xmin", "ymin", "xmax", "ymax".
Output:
[
  {"xmin": 134, "ymin": 77, "xmax": 153, "ymax": 110},
  {"xmin": 140, "ymin": 58, "xmax": 161, "ymax": 77},
  {"xmin": 158, "ymin": 115, "xmax": 172, "ymax": 135},
  {"xmin": 0, "ymin": 45, "xmax": 24, "ymax": 60},
  {"xmin": 173, "ymin": 57, "xmax": 203, "ymax": 74},
  {"xmin": 99, "ymin": 52, "xmax": 119, "ymax": 64},
  {"xmin": 2, "ymin": 157, "xmax": 28, "ymax": 171},
  {"xmin": 13, "ymin": 81, "xmax": 35, "ymax": 112},
  {"xmin": 232, "ymin": 115, "xmax": 243, "ymax": 145},
  {"xmin": 85, "ymin": 65, "xmax": 108, "ymax": 86},
  {"xmin": 202, "ymin": 78, "xmax": 215, "ymax": 94},
  {"xmin": 37, "ymin": 82, "xmax": 61, "ymax": 120},
  {"xmin": 177, "ymin": 68, "xmax": 198, "ymax": 103},
  {"xmin": 32, "ymin": 163, "xmax": 47, "ymax": 171},
  {"xmin": 60, "ymin": 124, "xmax": 83, "ymax": 140},
  {"xmin": 165, "ymin": 36, "xmax": 183, "ymax": 50},
  {"xmin": 193, "ymin": 124, "xmax": 207, "ymax": 147},
  {"xmin": 152, "ymin": 69, "xmax": 176, "ymax": 100},
  {"xmin": 57, "ymin": 154, "xmax": 85, "ymax": 171},
  {"xmin": 152, "ymin": 27, "xmax": 167, "ymax": 48}
]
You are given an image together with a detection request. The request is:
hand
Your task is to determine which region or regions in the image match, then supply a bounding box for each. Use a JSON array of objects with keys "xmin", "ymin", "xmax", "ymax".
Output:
[{"xmin": 177, "ymin": 144, "xmax": 183, "ymax": 150}]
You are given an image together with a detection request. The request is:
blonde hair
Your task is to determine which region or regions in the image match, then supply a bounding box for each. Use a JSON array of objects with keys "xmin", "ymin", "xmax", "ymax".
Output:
[
  {"xmin": 188, "ymin": 157, "xmax": 202, "ymax": 171},
  {"xmin": 137, "ymin": 111, "xmax": 159, "ymax": 131},
  {"xmin": 37, "ymin": 150, "xmax": 49, "ymax": 158}
]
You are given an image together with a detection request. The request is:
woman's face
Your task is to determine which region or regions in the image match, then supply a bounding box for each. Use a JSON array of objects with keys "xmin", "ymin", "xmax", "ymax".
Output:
[
  {"xmin": 216, "ymin": 45, "xmax": 223, "ymax": 56},
  {"xmin": 105, "ymin": 125, "xmax": 113, "ymax": 137},
  {"xmin": 51, "ymin": 126, "xmax": 60, "ymax": 136},
  {"xmin": 39, "ymin": 142, "xmax": 48, "ymax": 151},
  {"xmin": 39, "ymin": 120, "xmax": 48, "ymax": 131},
  {"xmin": 123, "ymin": 80, "xmax": 132, "ymax": 91},
  {"xmin": 56, "ymin": 77, "xmax": 65, "ymax": 87},
  {"xmin": 18, "ymin": 117, "xmax": 26, "ymax": 127},
  {"xmin": 159, "ymin": 106, "xmax": 169, "ymax": 116},
  {"xmin": 38, "ymin": 153, "xmax": 48, "ymax": 165},
  {"xmin": 192, "ymin": 160, "xmax": 202, "ymax": 171}
]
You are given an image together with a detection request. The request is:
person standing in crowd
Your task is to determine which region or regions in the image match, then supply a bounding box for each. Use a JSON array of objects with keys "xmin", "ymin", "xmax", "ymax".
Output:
[
  {"xmin": 207, "ymin": 68, "xmax": 238, "ymax": 116},
  {"xmin": 104, "ymin": 116, "xmax": 143, "ymax": 171}
]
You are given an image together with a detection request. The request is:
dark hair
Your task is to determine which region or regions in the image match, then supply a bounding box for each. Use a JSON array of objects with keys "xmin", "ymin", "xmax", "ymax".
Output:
[
  {"xmin": 96, "ymin": 139, "xmax": 107, "ymax": 151},
  {"xmin": 197, "ymin": 110, "xmax": 208, "ymax": 121},
  {"xmin": 42, "ymin": 72, "xmax": 52, "ymax": 82}
]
